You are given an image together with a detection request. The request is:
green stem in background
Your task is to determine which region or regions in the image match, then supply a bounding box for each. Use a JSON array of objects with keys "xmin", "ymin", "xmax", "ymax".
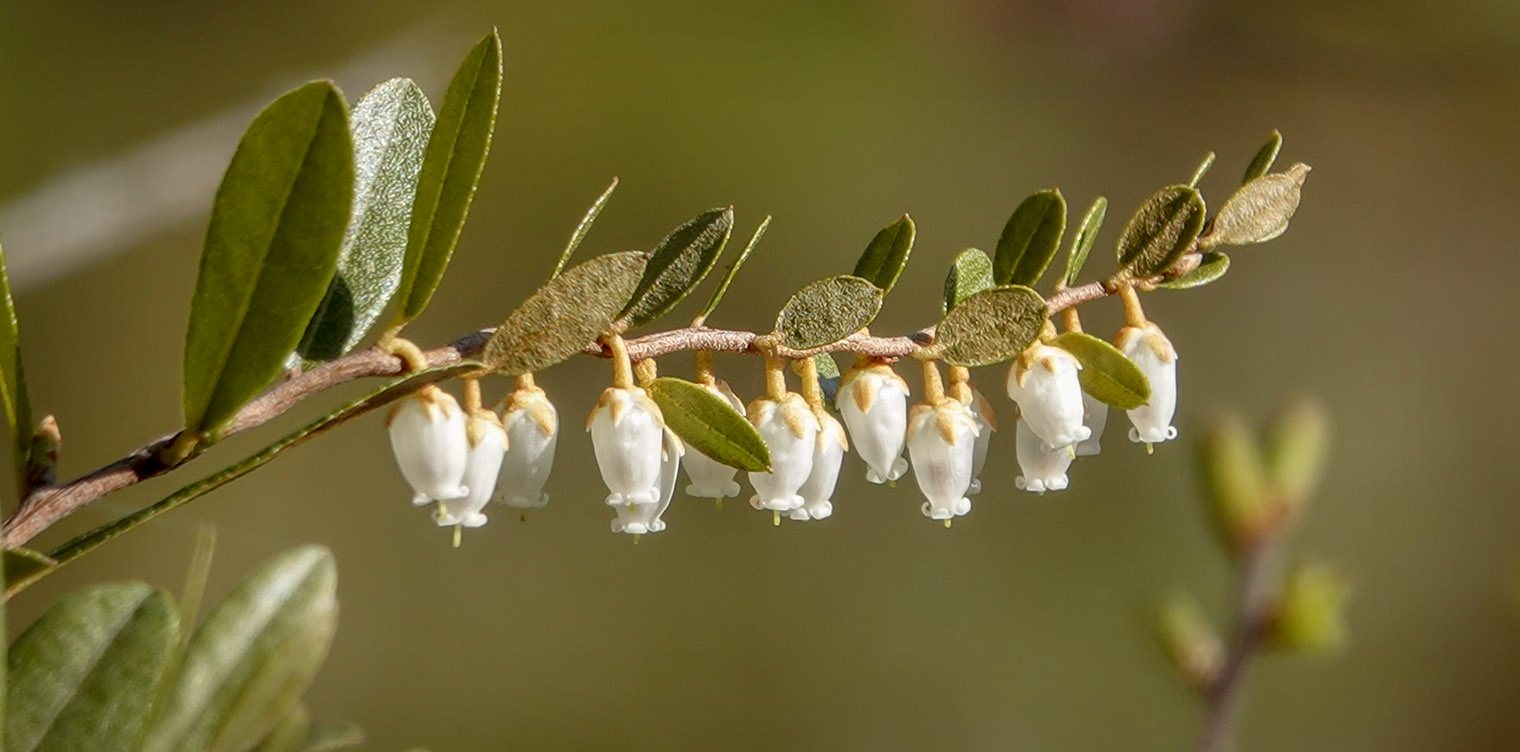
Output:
[{"xmin": 1196, "ymin": 538, "xmax": 1279, "ymax": 752}]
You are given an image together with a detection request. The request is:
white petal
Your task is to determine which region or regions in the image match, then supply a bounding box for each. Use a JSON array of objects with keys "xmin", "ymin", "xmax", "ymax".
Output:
[
  {"xmin": 1117, "ymin": 325, "xmax": 1179, "ymax": 446},
  {"xmin": 1075, "ymin": 392, "xmax": 1109, "ymax": 457},
  {"xmin": 1014, "ymin": 416, "xmax": 1073, "ymax": 493},
  {"xmin": 387, "ymin": 387, "xmax": 470, "ymax": 505},
  {"xmin": 747, "ymin": 395, "xmax": 818, "ymax": 512},
  {"xmin": 497, "ymin": 391, "xmax": 558, "ymax": 509},
  {"xmin": 836, "ymin": 363, "xmax": 909, "ymax": 484},
  {"xmin": 617, "ymin": 429, "xmax": 683, "ymax": 535},
  {"xmin": 968, "ymin": 389, "xmax": 995, "ymax": 494},
  {"xmin": 795, "ymin": 413, "xmax": 847, "ymax": 521},
  {"xmin": 1006, "ymin": 345, "xmax": 1090, "ymax": 450},
  {"xmin": 589, "ymin": 387, "xmax": 664, "ymax": 507},
  {"xmin": 437, "ymin": 415, "xmax": 507, "ymax": 527},
  {"xmin": 907, "ymin": 402, "xmax": 976, "ymax": 520}
]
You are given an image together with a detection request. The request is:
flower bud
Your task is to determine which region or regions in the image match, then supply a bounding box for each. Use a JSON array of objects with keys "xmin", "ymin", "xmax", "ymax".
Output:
[
  {"xmin": 1014, "ymin": 414, "xmax": 1073, "ymax": 493},
  {"xmin": 836, "ymin": 362, "xmax": 909, "ymax": 484},
  {"xmin": 1199, "ymin": 413, "xmax": 1272, "ymax": 554},
  {"xmin": 792, "ymin": 411, "xmax": 847, "ymax": 521},
  {"xmin": 967, "ymin": 388, "xmax": 996, "ymax": 495},
  {"xmin": 1075, "ymin": 392, "xmax": 1108, "ymax": 457},
  {"xmin": 1005, "ymin": 345, "xmax": 1091, "ymax": 450},
  {"xmin": 1269, "ymin": 561, "xmax": 1350, "ymax": 654},
  {"xmin": 496, "ymin": 384, "xmax": 558, "ymax": 509},
  {"xmin": 747, "ymin": 393, "xmax": 818, "ymax": 513},
  {"xmin": 681, "ymin": 380, "xmax": 746, "ymax": 499},
  {"xmin": 387, "ymin": 385, "xmax": 470, "ymax": 506},
  {"xmin": 613, "ymin": 428, "xmax": 682, "ymax": 535},
  {"xmin": 906, "ymin": 399, "xmax": 978, "ymax": 521},
  {"xmin": 588, "ymin": 385, "xmax": 666, "ymax": 508},
  {"xmin": 1155, "ymin": 592, "xmax": 1224, "ymax": 690},
  {"xmin": 1264, "ymin": 399, "xmax": 1329, "ymax": 518},
  {"xmin": 1116, "ymin": 323, "xmax": 1179, "ymax": 446},
  {"xmin": 436, "ymin": 409, "xmax": 507, "ymax": 528}
]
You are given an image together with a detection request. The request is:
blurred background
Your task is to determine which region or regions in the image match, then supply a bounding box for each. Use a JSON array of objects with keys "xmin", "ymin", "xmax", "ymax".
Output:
[{"xmin": 3, "ymin": 0, "xmax": 1518, "ymax": 749}]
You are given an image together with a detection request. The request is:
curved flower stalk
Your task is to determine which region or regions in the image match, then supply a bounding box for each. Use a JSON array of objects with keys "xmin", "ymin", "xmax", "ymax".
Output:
[
  {"xmin": 1116, "ymin": 286, "xmax": 1179, "ymax": 450},
  {"xmin": 907, "ymin": 362, "xmax": 978, "ymax": 524},
  {"xmin": 588, "ymin": 336, "xmax": 667, "ymax": 512},
  {"xmin": 748, "ymin": 354, "xmax": 818, "ymax": 521},
  {"xmin": 496, "ymin": 374, "xmax": 558, "ymax": 509},
  {"xmin": 792, "ymin": 356, "xmax": 848, "ymax": 521},
  {"xmin": 613, "ymin": 428, "xmax": 682, "ymax": 536},
  {"xmin": 437, "ymin": 403, "xmax": 507, "ymax": 529},
  {"xmin": 836, "ymin": 359, "xmax": 910, "ymax": 484},
  {"xmin": 1076, "ymin": 392, "xmax": 1108, "ymax": 457},
  {"xmin": 681, "ymin": 358, "xmax": 746, "ymax": 500},
  {"xmin": 1006, "ymin": 344, "xmax": 1090, "ymax": 451},
  {"xmin": 387, "ymin": 384, "xmax": 470, "ymax": 507},
  {"xmin": 1014, "ymin": 412, "xmax": 1073, "ymax": 493}
]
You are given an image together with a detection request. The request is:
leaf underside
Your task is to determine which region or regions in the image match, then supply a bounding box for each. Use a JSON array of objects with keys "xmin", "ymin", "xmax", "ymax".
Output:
[
  {"xmin": 484, "ymin": 252, "xmax": 649, "ymax": 375},
  {"xmin": 775, "ymin": 275, "xmax": 884, "ymax": 350},
  {"xmin": 648, "ymin": 377, "xmax": 770, "ymax": 471}
]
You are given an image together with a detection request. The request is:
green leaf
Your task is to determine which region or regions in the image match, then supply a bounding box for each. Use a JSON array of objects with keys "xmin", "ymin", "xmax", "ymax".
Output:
[
  {"xmin": 1051, "ymin": 331, "xmax": 1150, "ymax": 410},
  {"xmin": 0, "ymin": 242, "xmax": 31, "ymax": 496},
  {"xmin": 993, "ymin": 190, "xmax": 1066, "ymax": 287},
  {"xmin": 1270, "ymin": 561, "xmax": 1350, "ymax": 653},
  {"xmin": 697, "ymin": 216, "xmax": 769, "ymax": 323},
  {"xmin": 296, "ymin": 78, "xmax": 435, "ymax": 363},
  {"xmin": 1062, "ymin": 197, "xmax": 1107, "ymax": 287},
  {"xmin": 484, "ymin": 252, "xmax": 648, "ymax": 375},
  {"xmin": 647, "ymin": 377, "xmax": 770, "ymax": 472},
  {"xmin": 1158, "ymin": 251, "xmax": 1230, "ymax": 290},
  {"xmin": 1203, "ymin": 164, "xmax": 1310, "ymax": 248},
  {"xmin": 6, "ymin": 582, "xmax": 179, "ymax": 752},
  {"xmin": 1199, "ymin": 413, "xmax": 1271, "ymax": 555},
  {"xmin": 551, "ymin": 177, "xmax": 619, "ymax": 280},
  {"xmin": 1113, "ymin": 185, "xmax": 1205, "ymax": 280},
  {"xmin": 1187, "ymin": 151, "xmax": 1216, "ymax": 188},
  {"xmin": 1264, "ymin": 399, "xmax": 1329, "ymax": 512},
  {"xmin": 775, "ymin": 275, "xmax": 883, "ymax": 350},
  {"xmin": 252, "ymin": 706, "xmax": 310, "ymax": 752},
  {"xmin": 3, "ymin": 547, "xmax": 56, "ymax": 599},
  {"xmin": 1155, "ymin": 591, "xmax": 1223, "ymax": 689},
  {"xmin": 183, "ymin": 81, "xmax": 355, "ymax": 435},
  {"xmin": 851, "ymin": 215, "xmax": 915, "ymax": 293},
  {"xmin": 941, "ymin": 248, "xmax": 994, "ymax": 314},
  {"xmin": 620, "ymin": 207, "xmax": 734, "ymax": 328},
  {"xmin": 143, "ymin": 546, "xmax": 339, "ymax": 752},
  {"xmin": 301, "ymin": 721, "xmax": 364, "ymax": 751},
  {"xmin": 393, "ymin": 29, "xmax": 503, "ymax": 324},
  {"xmin": 1242, "ymin": 130, "xmax": 1283, "ymax": 183},
  {"xmin": 931, "ymin": 285, "xmax": 1046, "ymax": 367}
]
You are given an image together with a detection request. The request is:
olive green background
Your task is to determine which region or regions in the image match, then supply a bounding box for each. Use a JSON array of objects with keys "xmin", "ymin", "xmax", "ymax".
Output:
[{"xmin": 3, "ymin": 1, "xmax": 1518, "ymax": 749}]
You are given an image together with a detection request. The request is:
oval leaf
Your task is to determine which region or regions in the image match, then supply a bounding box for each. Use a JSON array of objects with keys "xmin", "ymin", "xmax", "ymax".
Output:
[
  {"xmin": 851, "ymin": 214, "xmax": 915, "ymax": 293},
  {"xmin": 993, "ymin": 190, "xmax": 1066, "ymax": 286},
  {"xmin": 621, "ymin": 207, "xmax": 734, "ymax": 328},
  {"xmin": 942, "ymin": 248, "xmax": 993, "ymax": 314},
  {"xmin": 1188, "ymin": 151, "xmax": 1216, "ymax": 188},
  {"xmin": 4, "ymin": 547, "xmax": 57, "ymax": 598},
  {"xmin": 1063, "ymin": 197, "xmax": 1107, "ymax": 286},
  {"xmin": 296, "ymin": 78, "xmax": 435, "ymax": 363},
  {"xmin": 393, "ymin": 29, "xmax": 503, "ymax": 323},
  {"xmin": 648, "ymin": 377, "xmax": 770, "ymax": 472},
  {"xmin": 6, "ymin": 583, "xmax": 179, "ymax": 752},
  {"xmin": 1203, "ymin": 164, "xmax": 1310, "ymax": 248},
  {"xmin": 183, "ymin": 81, "xmax": 355, "ymax": 434},
  {"xmin": 932, "ymin": 285, "xmax": 1046, "ymax": 367},
  {"xmin": 1114, "ymin": 185, "xmax": 1206, "ymax": 280},
  {"xmin": 142, "ymin": 545, "xmax": 339, "ymax": 752},
  {"xmin": 0, "ymin": 242, "xmax": 31, "ymax": 495},
  {"xmin": 551, "ymin": 177, "xmax": 619, "ymax": 280},
  {"xmin": 1242, "ymin": 130, "xmax": 1283, "ymax": 183},
  {"xmin": 1052, "ymin": 331, "xmax": 1150, "ymax": 410},
  {"xmin": 484, "ymin": 252, "xmax": 649, "ymax": 375},
  {"xmin": 697, "ymin": 216, "xmax": 769, "ymax": 322},
  {"xmin": 1159, "ymin": 251, "xmax": 1230, "ymax": 290},
  {"xmin": 775, "ymin": 275, "xmax": 883, "ymax": 350}
]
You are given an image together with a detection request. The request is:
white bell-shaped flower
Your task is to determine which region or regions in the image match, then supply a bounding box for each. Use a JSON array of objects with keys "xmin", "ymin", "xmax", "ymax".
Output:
[
  {"xmin": 1116, "ymin": 323, "xmax": 1179, "ymax": 446},
  {"xmin": 967, "ymin": 388, "xmax": 996, "ymax": 495},
  {"xmin": 906, "ymin": 399, "xmax": 979, "ymax": 521},
  {"xmin": 836, "ymin": 362, "xmax": 910, "ymax": 483},
  {"xmin": 1006, "ymin": 344, "xmax": 1091, "ymax": 450},
  {"xmin": 436, "ymin": 410, "xmax": 507, "ymax": 528},
  {"xmin": 1075, "ymin": 392, "xmax": 1108, "ymax": 457},
  {"xmin": 613, "ymin": 429, "xmax": 682, "ymax": 535},
  {"xmin": 1014, "ymin": 414, "xmax": 1073, "ymax": 493},
  {"xmin": 496, "ymin": 384, "xmax": 558, "ymax": 509},
  {"xmin": 387, "ymin": 385, "xmax": 470, "ymax": 506},
  {"xmin": 681, "ymin": 380, "xmax": 746, "ymax": 499},
  {"xmin": 792, "ymin": 410, "xmax": 847, "ymax": 521},
  {"xmin": 588, "ymin": 385, "xmax": 666, "ymax": 508},
  {"xmin": 747, "ymin": 393, "xmax": 818, "ymax": 512}
]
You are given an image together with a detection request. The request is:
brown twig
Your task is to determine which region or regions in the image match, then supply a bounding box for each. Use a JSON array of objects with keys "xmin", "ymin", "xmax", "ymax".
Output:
[
  {"xmin": 1, "ymin": 255, "xmax": 1198, "ymax": 549},
  {"xmin": 1195, "ymin": 539, "xmax": 1279, "ymax": 752}
]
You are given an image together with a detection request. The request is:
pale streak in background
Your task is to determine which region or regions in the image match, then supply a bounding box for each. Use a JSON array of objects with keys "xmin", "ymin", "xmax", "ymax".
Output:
[{"xmin": 0, "ymin": 21, "xmax": 455, "ymax": 292}]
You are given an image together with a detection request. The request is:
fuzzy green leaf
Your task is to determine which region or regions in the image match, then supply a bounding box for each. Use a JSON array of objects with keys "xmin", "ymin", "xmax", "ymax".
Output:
[
  {"xmin": 551, "ymin": 177, "xmax": 619, "ymax": 280},
  {"xmin": 775, "ymin": 275, "xmax": 883, "ymax": 350},
  {"xmin": 851, "ymin": 215, "xmax": 915, "ymax": 293},
  {"xmin": 697, "ymin": 216, "xmax": 769, "ymax": 322},
  {"xmin": 6, "ymin": 582, "xmax": 179, "ymax": 752},
  {"xmin": 1159, "ymin": 251, "xmax": 1230, "ymax": 290},
  {"xmin": 1052, "ymin": 331, "xmax": 1150, "ymax": 410},
  {"xmin": 1113, "ymin": 185, "xmax": 1206, "ymax": 280},
  {"xmin": 1242, "ymin": 130, "xmax": 1283, "ymax": 183},
  {"xmin": 183, "ymin": 81, "xmax": 354, "ymax": 435},
  {"xmin": 941, "ymin": 248, "xmax": 994, "ymax": 314},
  {"xmin": 993, "ymin": 190, "xmax": 1066, "ymax": 287},
  {"xmin": 1062, "ymin": 197, "xmax": 1107, "ymax": 287},
  {"xmin": 932, "ymin": 285, "xmax": 1046, "ymax": 367},
  {"xmin": 0, "ymin": 242, "xmax": 31, "ymax": 496},
  {"xmin": 484, "ymin": 252, "xmax": 649, "ymax": 375},
  {"xmin": 1188, "ymin": 152, "xmax": 1216, "ymax": 188},
  {"xmin": 142, "ymin": 546, "xmax": 338, "ymax": 752},
  {"xmin": 648, "ymin": 377, "xmax": 770, "ymax": 472},
  {"xmin": 621, "ymin": 207, "xmax": 734, "ymax": 328},
  {"xmin": 296, "ymin": 78, "xmax": 435, "ymax": 363},
  {"xmin": 393, "ymin": 30, "xmax": 502, "ymax": 323},
  {"xmin": 1203, "ymin": 164, "xmax": 1310, "ymax": 248}
]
